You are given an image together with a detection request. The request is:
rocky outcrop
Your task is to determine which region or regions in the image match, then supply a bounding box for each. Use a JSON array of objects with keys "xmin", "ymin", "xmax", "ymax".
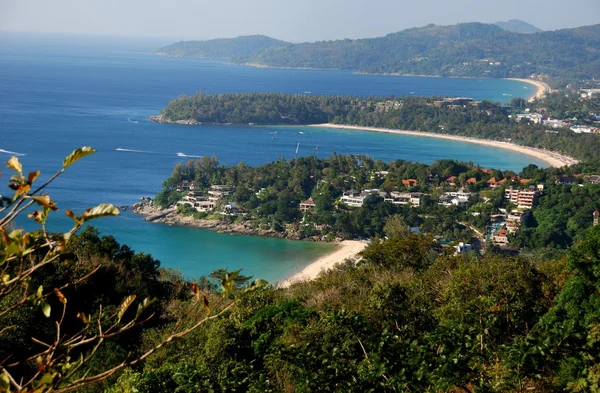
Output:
[
  {"xmin": 149, "ymin": 115, "xmax": 200, "ymax": 125},
  {"xmin": 130, "ymin": 201, "xmax": 328, "ymax": 241}
]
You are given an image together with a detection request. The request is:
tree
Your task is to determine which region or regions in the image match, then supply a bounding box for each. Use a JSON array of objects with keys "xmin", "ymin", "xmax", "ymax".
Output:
[{"xmin": 0, "ymin": 149, "xmax": 254, "ymax": 392}]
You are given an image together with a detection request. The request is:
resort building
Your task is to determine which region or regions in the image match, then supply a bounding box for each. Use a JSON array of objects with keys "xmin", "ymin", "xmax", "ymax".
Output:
[
  {"xmin": 487, "ymin": 177, "xmax": 507, "ymax": 189},
  {"xmin": 490, "ymin": 228, "xmax": 509, "ymax": 245},
  {"xmin": 506, "ymin": 210, "xmax": 527, "ymax": 233},
  {"xmin": 384, "ymin": 191, "xmax": 424, "ymax": 207},
  {"xmin": 176, "ymin": 180, "xmax": 196, "ymax": 191},
  {"xmin": 401, "ymin": 179, "xmax": 419, "ymax": 187},
  {"xmin": 439, "ymin": 190, "xmax": 473, "ymax": 207},
  {"xmin": 454, "ymin": 242, "xmax": 473, "ymax": 255},
  {"xmin": 584, "ymin": 175, "xmax": 600, "ymax": 184},
  {"xmin": 445, "ymin": 176, "xmax": 457, "ymax": 187},
  {"xmin": 504, "ymin": 187, "xmax": 541, "ymax": 209},
  {"xmin": 555, "ymin": 175, "xmax": 578, "ymax": 185},
  {"xmin": 341, "ymin": 189, "xmax": 382, "ymax": 207},
  {"xmin": 466, "ymin": 177, "xmax": 477, "ymax": 185},
  {"xmin": 299, "ymin": 198, "xmax": 316, "ymax": 212}
]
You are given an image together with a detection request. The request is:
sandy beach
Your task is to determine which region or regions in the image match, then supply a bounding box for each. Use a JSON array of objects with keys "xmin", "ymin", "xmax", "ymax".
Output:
[
  {"xmin": 279, "ymin": 240, "xmax": 367, "ymax": 287},
  {"xmin": 309, "ymin": 124, "xmax": 578, "ymax": 167},
  {"xmin": 505, "ymin": 78, "xmax": 551, "ymax": 102}
]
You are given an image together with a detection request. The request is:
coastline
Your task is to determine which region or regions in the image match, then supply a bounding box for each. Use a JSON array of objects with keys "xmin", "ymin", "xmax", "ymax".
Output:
[
  {"xmin": 504, "ymin": 78, "xmax": 551, "ymax": 102},
  {"xmin": 278, "ymin": 240, "xmax": 367, "ymax": 287},
  {"xmin": 309, "ymin": 124, "xmax": 578, "ymax": 168}
]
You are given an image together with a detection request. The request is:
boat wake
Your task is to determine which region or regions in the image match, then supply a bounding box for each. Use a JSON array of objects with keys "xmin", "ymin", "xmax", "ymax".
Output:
[
  {"xmin": 116, "ymin": 148, "xmax": 152, "ymax": 153},
  {"xmin": 176, "ymin": 152, "xmax": 203, "ymax": 158},
  {"xmin": 128, "ymin": 118, "xmax": 139, "ymax": 124},
  {"xmin": 0, "ymin": 148, "xmax": 26, "ymax": 156}
]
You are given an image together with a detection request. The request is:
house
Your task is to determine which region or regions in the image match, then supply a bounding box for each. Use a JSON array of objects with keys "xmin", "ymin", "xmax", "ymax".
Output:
[
  {"xmin": 543, "ymin": 119, "xmax": 568, "ymax": 129},
  {"xmin": 223, "ymin": 202, "xmax": 241, "ymax": 215},
  {"xmin": 490, "ymin": 228, "xmax": 509, "ymax": 245},
  {"xmin": 384, "ymin": 191, "xmax": 424, "ymax": 207},
  {"xmin": 506, "ymin": 210, "xmax": 526, "ymax": 233},
  {"xmin": 438, "ymin": 190, "xmax": 472, "ymax": 207},
  {"xmin": 555, "ymin": 175, "xmax": 578, "ymax": 185},
  {"xmin": 299, "ymin": 198, "xmax": 316, "ymax": 212},
  {"xmin": 487, "ymin": 177, "xmax": 507, "ymax": 189},
  {"xmin": 584, "ymin": 175, "xmax": 600, "ymax": 184},
  {"xmin": 445, "ymin": 176, "xmax": 457, "ymax": 186},
  {"xmin": 401, "ymin": 179, "xmax": 419, "ymax": 187},
  {"xmin": 341, "ymin": 189, "xmax": 380, "ymax": 207},
  {"xmin": 466, "ymin": 177, "xmax": 478, "ymax": 185},
  {"xmin": 454, "ymin": 242, "xmax": 473, "ymax": 255},
  {"xmin": 176, "ymin": 180, "xmax": 196, "ymax": 191},
  {"xmin": 504, "ymin": 187, "xmax": 541, "ymax": 209}
]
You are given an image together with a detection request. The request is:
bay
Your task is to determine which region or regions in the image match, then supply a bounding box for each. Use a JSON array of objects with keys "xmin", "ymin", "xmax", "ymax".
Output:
[{"xmin": 0, "ymin": 34, "xmax": 544, "ymax": 283}]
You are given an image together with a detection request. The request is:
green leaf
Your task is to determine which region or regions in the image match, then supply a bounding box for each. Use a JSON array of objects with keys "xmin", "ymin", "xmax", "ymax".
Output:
[
  {"xmin": 62, "ymin": 146, "xmax": 96, "ymax": 169},
  {"xmin": 37, "ymin": 285, "xmax": 44, "ymax": 297},
  {"xmin": 0, "ymin": 372, "xmax": 10, "ymax": 390},
  {"xmin": 135, "ymin": 297, "xmax": 157, "ymax": 319},
  {"xmin": 80, "ymin": 204, "xmax": 120, "ymax": 223},
  {"xmin": 117, "ymin": 295, "xmax": 136, "ymax": 322},
  {"xmin": 6, "ymin": 156, "xmax": 22, "ymax": 173},
  {"xmin": 41, "ymin": 301, "xmax": 51, "ymax": 318},
  {"xmin": 243, "ymin": 279, "xmax": 269, "ymax": 293}
]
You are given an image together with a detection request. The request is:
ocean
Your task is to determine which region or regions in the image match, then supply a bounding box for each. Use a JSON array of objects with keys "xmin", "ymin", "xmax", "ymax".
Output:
[{"xmin": 0, "ymin": 33, "xmax": 544, "ymax": 283}]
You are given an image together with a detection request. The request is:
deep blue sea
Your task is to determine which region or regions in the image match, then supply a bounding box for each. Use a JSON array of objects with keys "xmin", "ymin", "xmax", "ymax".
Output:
[{"xmin": 0, "ymin": 33, "xmax": 544, "ymax": 283}]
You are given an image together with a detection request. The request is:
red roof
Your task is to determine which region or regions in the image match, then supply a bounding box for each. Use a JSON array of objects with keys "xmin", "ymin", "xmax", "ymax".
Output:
[
  {"xmin": 487, "ymin": 177, "xmax": 498, "ymax": 184},
  {"xmin": 481, "ymin": 169, "xmax": 493, "ymax": 174},
  {"xmin": 300, "ymin": 198, "xmax": 316, "ymax": 206},
  {"xmin": 466, "ymin": 177, "xmax": 477, "ymax": 184},
  {"xmin": 446, "ymin": 176, "xmax": 456, "ymax": 182},
  {"xmin": 402, "ymin": 179, "xmax": 418, "ymax": 187}
]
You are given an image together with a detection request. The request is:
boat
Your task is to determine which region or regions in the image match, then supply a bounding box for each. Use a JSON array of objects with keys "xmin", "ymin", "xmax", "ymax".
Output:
[
  {"xmin": 176, "ymin": 152, "xmax": 186, "ymax": 157},
  {"xmin": 295, "ymin": 143, "xmax": 300, "ymax": 155}
]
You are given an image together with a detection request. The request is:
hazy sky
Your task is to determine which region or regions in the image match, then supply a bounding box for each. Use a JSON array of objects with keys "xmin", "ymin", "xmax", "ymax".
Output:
[{"xmin": 1, "ymin": 0, "xmax": 598, "ymax": 42}]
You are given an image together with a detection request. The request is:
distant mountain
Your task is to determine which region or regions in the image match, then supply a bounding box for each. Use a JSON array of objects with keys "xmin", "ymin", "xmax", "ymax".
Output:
[
  {"xmin": 157, "ymin": 23, "xmax": 600, "ymax": 80},
  {"xmin": 494, "ymin": 19, "xmax": 543, "ymax": 34},
  {"xmin": 155, "ymin": 35, "xmax": 289, "ymax": 59}
]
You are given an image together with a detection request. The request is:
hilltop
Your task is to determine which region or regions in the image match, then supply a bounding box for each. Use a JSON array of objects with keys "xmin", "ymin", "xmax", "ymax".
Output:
[
  {"xmin": 156, "ymin": 22, "xmax": 600, "ymax": 80},
  {"xmin": 494, "ymin": 19, "xmax": 543, "ymax": 34}
]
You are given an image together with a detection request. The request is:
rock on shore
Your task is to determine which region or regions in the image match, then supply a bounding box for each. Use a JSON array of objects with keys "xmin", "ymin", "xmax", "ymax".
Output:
[
  {"xmin": 149, "ymin": 114, "xmax": 200, "ymax": 125},
  {"xmin": 131, "ymin": 201, "xmax": 328, "ymax": 241}
]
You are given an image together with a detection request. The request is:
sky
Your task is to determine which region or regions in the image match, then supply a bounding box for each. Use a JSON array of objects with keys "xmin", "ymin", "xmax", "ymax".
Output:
[{"xmin": 1, "ymin": 0, "xmax": 598, "ymax": 42}]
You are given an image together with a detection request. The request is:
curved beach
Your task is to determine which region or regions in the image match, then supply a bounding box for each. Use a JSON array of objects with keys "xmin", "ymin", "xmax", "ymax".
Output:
[
  {"xmin": 279, "ymin": 240, "xmax": 367, "ymax": 287},
  {"xmin": 309, "ymin": 124, "xmax": 578, "ymax": 168},
  {"xmin": 505, "ymin": 78, "xmax": 551, "ymax": 102}
]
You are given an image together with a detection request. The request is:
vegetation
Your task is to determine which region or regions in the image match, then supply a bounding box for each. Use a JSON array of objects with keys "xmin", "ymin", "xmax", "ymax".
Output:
[
  {"xmin": 0, "ymin": 150, "xmax": 260, "ymax": 392},
  {"xmin": 160, "ymin": 91, "xmax": 600, "ymax": 161},
  {"xmin": 156, "ymin": 22, "xmax": 600, "ymax": 80},
  {"xmin": 155, "ymin": 154, "xmax": 600, "ymax": 250},
  {"xmin": 155, "ymin": 35, "xmax": 288, "ymax": 59}
]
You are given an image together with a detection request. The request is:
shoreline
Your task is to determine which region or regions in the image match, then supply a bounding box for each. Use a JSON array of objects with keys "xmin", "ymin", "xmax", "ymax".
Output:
[
  {"xmin": 309, "ymin": 124, "xmax": 578, "ymax": 168},
  {"xmin": 278, "ymin": 240, "xmax": 367, "ymax": 287},
  {"xmin": 504, "ymin": 78, "xmax": 551, "ymax": 102}
]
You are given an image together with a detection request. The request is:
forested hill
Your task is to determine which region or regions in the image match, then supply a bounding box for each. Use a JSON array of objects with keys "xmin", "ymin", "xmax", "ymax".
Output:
[
  {"xmin": 494, "ymin": 19, "xmax": 543, "ymax": 34},
  {"xmin": 155, "ymin": 35, "xmax": 289, "ymax": 59},
  {"xmin": 156, "ymin": 23, "xmax": 600, "ymax": 79}
]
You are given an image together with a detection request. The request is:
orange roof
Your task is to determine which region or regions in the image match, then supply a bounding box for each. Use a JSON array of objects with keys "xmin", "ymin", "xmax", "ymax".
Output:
[
  {"xmin": 466, "ymin": 177, "xmax": 477, "ymax": 184},
  {"xmin": 446, "ymin": 176, "xmax": 456, "ymax": 182},
  {"xmin": 498, "ymin": 178, "xmax": 507, "ymax": 184},
  {"xmin": 487, "ymin": 177, "xmax": 498, "ymax": 184},
  {"xmin": 519, "ymin": 178, "xmax": 531, "ymax": 184},
  {"xmin": 300, "ymin": 198, "xmax": 316, "ymax": 206},
  {"xmin": 481, "ymin": 169, "xmax": 493, "ymax": 174},
  {"xmin": 402, "ymin": 179, "xmax": 418, "ymax": 186},
  {"xmin": 498, "ymin": 228, "xmax": 507, "ymax": 235}
]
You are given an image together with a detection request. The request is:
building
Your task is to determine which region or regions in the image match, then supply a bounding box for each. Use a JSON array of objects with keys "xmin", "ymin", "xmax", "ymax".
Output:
[
  {"xmin": 401, "ymin": 179, "xmax": 419, "ymax": 187},
  {"xmin": 384, "ymin": 191, "xmax": 424, "ymax": 207},
  {"xmin": 445, "ymin": 176, "xmax": 457, "ymax": 186},
  {"xmin": 299, "ymin": 198, "xmax": 316, "ymax": 212},
  {"xmin": 504, "ymin": 187, "xmax": 541, "ymax": 209},
  {"xmin": 487, "ymin": 177, "xmax": 507, "ymax": 189},
  {"xmin": 584, "ymin": 175, "xmax": 600, "ymax": 184},
  {"xmin": 506, "ymin": 210, "xmax": 526, "ymax": 233},
  {"xmin": 555, "ymin": 175, "xmax": 578, "ymax": 185},
  {"xmin": 341, "ymin": 189, "xmax": 381, "ymax": 207},
  {"xmin": 438, "ymin": 190, "xmax": 473, "ymax": 207},
  {"xmin": 176, "ymin": 180, "xmax": 196, "ymax": 191},
  {"xmin": 466, "ymin": 177, "xmax": 478, "ymax": 185},
  {"xmin": 490, "ymin": 228, "xmax": 509, "ymax": 245},
  {"xmin": 543, "ymin": 119, "xmax": 568, "ymax": 129},
  {"xmin": 594, "ymin": 209, "xmax": 599, "ymax": 226},
  {"xmin": 454, "ymin": 242, "xmax": 473, "ymax": 255},
  {"xmin": 513, "ymin": 113, "xmax": 543, "ymax": 124}
]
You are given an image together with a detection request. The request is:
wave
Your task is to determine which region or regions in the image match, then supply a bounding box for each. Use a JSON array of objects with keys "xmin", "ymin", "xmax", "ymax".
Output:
[
  {"xmin": 0, "ymin": 148, "xmax": 26, "ymax": 156},
  {"xmin": 176, "ymin": 152, "xmax": 203, "ymax": 158},
  {"xmin": 127, "ymin": 118, "xmax": 139, "ymax": 124},
  {"xmin": 116, "ymin": 148, "xmax": 153, "ymax": 153}
]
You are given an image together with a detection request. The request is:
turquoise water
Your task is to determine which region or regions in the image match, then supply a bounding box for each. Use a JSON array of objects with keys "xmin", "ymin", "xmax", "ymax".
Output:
[{"xmin": 0, "ymin": 34, "xmax": 543, "ymax": 283}]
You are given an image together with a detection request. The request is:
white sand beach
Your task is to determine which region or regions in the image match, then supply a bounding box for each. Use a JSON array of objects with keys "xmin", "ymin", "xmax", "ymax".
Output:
[
  {"xmin": 309, "ymin": 124, "xmax": 578, "ymax": 168},
  {"xmin": 505, "ymin": 78, "xmax": 551, "ymax": 102},
  {"xmin": 279, "ymin": 240, "xmax": 367, "ymax": 287}
]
